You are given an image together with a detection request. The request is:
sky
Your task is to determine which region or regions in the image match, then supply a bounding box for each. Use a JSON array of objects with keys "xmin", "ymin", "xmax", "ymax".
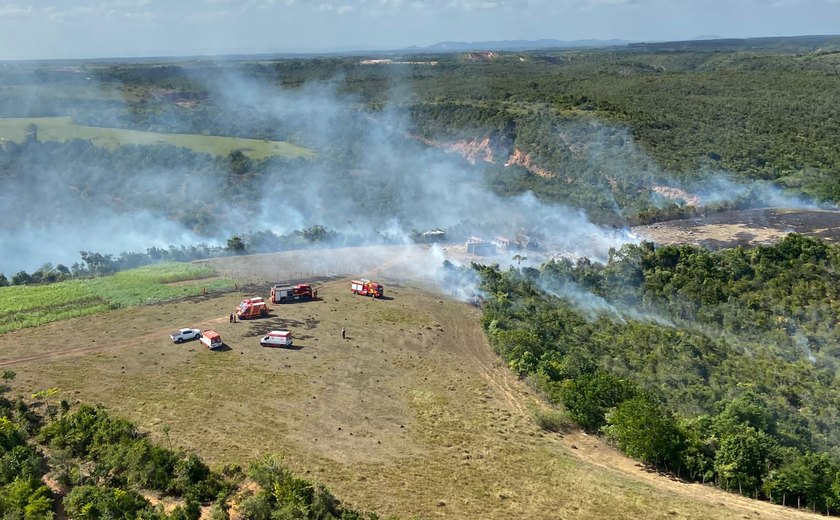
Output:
[{"xmin": 0, "ymin": 0, "xmax": 839, "ymax": 60}]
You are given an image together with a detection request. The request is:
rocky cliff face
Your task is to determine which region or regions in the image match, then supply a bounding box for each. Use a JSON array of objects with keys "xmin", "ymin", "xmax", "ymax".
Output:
[
  {"xmin": 413, "ymin": 136, "xmax": 495, "ymax": 165},
  {"xmin": 449, "ymin": 137, "xmax": 495, "ymax": 165},
  {"xmin": 504, "ymin": 148, "xmax": 556, "ymax": 178},
  {"xmin": 417, "ymin": 136, "xmax": 563, "ymax": 180}
]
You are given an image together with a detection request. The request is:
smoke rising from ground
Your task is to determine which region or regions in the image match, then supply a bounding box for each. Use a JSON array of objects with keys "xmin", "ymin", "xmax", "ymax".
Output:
[
  {"xmin": 199, "ymin": 72, "xmax": 640, "ymax": 261},
  {"xmin": 0, "ymin": 66, "xmax": 641, "ymax": 276},
  {"xmin": 0, "ymin": 62, "xmax": 832, "ymax": 283}
]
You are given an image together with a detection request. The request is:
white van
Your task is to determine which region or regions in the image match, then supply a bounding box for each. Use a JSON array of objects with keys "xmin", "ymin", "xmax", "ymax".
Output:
[
  {"xmin": 200, "ymin": 330, "xmax": 223, "ymax": 350},
  {"xmin": 260, "ymin": 330, "xmax": 293, "ymax": 347}
]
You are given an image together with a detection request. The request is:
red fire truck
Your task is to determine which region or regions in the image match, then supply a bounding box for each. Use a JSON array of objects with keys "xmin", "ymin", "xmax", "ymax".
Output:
[
  {"xmin": 350, "ymin": 279, "xmax": 384, "ymax": 298},
  {"xmin": 270, "ymin": 283, "xmax": 317, "ymax": 304}
]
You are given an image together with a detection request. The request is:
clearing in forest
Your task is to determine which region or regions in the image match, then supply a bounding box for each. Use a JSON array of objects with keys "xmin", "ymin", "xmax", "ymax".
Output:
[{"xmin": 0, "ymin": 116, "xmax": 315, "ymax": 160}]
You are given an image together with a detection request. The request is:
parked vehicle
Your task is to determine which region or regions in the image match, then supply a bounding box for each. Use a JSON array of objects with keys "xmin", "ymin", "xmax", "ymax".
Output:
[
  {"xmin": 350, "ymin": 279, "xmax": 384, "ymax": 298},
  {"xmin": 200, "ymin": 330, "xmax": 223, "ymax": 350},
  {"xmin": 260, "ymin": 330, "xmax": 293, "ymax": 347},
  {"xmin": 271, "ymin": 283, "xmax": 317, "ymax": 304},
  {"xmin": 236, "ymin": 297, "xmax": 270, "ymax": 320},
  {"xmin": 170, "ymin": 328, "xmax": 201, "ymax": 344}
]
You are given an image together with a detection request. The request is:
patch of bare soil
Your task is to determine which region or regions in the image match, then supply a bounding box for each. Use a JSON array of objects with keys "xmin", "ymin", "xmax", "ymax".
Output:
[
  {"xmin": 411, "ymin": 135, "xmax": 495, "ymax": 165},
  {"xmin": 652, "ymin": 186, "xmax": 702, "ymax": 206},
  {"xmin": 633, "ymin": 208, "xmax": 840, "ymax": 249},
  {"xmin": 505, "ymin": 148, "xmax": 556, "ymax": 178},
  {"xmin": 0, "ymin": 247, "xmax": 823, "ymax": 519}
]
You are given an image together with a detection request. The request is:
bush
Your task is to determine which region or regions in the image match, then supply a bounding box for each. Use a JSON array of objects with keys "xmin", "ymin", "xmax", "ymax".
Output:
[
  {"xmin": 602, "ymin": 396, "xmax": 685, "ymax": 469},
  {"xmin": 533, "ymin": 408, "xmax": 575, "ymax": 433},
  {"xmin": 63, "ymin": 485, "xmax": 153, "ymax": 519},
  {"xmin": 560, "ymin": 371, "xmax": 638, "ymax": 431}
]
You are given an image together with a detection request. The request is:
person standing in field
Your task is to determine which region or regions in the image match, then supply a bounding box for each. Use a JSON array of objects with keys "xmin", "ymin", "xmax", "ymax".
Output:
[{"xmin": 341, "ymin": 328, "xmax": 346, "ymax": 339}]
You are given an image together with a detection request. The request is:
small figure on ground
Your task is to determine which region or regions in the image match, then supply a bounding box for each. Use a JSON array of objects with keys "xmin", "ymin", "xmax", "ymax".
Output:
[
  {"xmin": 229, "ymin": 313, "xmax": 233, "ymax": 323},
  {"xmin": 341, "ymin": 328, "xmax": 346, "ymax": 339}
]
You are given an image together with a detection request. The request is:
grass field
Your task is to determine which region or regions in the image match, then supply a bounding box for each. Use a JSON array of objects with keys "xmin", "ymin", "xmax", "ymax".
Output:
[
  {"xmin": 0, "ymin": 116, "xmax": 315, "ymax": 160},
  {"xmin": 0, "ymin": 263, "xmax": 234, "ymax": 333}
]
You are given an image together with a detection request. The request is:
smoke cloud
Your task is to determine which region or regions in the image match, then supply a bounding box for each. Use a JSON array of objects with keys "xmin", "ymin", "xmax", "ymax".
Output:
[
  {"xmin": 0, "ymin": 64, "xmax": 641, "ymax": 278},
  {"xmin": 0, "ymin": 60, "xmax": 828, "ymax": 291}
]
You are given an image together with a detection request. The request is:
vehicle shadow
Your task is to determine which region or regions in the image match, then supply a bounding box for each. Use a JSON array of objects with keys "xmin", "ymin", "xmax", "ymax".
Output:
[
  {"xmin": 241, "ymin": 316, "xmax": 307, "ymax": 337},
  {"xmin": 212, "ymin": 344, "xmax": 233, "ymax": 352},
  {"xmin": 260, "ymin": 344, "xmax": 304, "ymax": 351}
]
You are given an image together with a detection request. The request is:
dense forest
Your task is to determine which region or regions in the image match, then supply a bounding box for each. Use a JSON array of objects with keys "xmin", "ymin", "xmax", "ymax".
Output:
[
  {"xmin": 0, "ymin": 372, "xmax": 384, "ymax": 519},
  {"xmin": 4, "ymin": 36, "xmax": 840, "ymax": 227},
  {"xmin": 474, "ymin": 234, "xmax": 840, "ymax": 513}
]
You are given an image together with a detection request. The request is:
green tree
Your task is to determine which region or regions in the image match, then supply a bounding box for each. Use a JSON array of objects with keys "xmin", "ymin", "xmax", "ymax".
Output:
[
  {"xmin": 11, "ymin": 271, "xmax": 32, "ymax": 286},
  {"xmin": 560, "ymin": 371, "xmax": 638, "ymax": 431},
  {"xmin": 714, "ymin": 427, "xmax": 779, "ymax": 495},
  {"xmin": 63, "ymin": 485, "xmax": 151, "ymax": 520},
  {"xmin": 24, "ymin": 123, "xmax": 38, "ymax": 143},
  {"xmin": 602, "ymin": 396, "xmax": 686, "ymax": 470},
  {"xmin": 762, "ymin": 452, "xmax": 836, "ymax": 510},
  {"xmin": 298, "ymin": 225, "xmax": 333, "ymax": 243},
  {"xmin": 0, "ymin": 477, "xmax": 53, "ymax": 519},
  {"xmin": 713, "ymin": 391, "xmax": 777, "ymax": 437},
  {"xmin": 226, "ymin": 236, "xmax": 246, "ymax": 254}
]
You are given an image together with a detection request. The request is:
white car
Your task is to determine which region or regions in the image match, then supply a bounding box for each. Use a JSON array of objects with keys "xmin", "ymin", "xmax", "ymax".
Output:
[{"xmin": 170, "ymin": 328, "xmax": 202, "ymax": 343}]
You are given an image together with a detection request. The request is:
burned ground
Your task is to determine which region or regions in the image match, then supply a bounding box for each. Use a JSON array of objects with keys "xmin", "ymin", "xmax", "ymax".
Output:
[{"xmin": 633, "ymin": 208, "xmax": 840, "ymax": 250}]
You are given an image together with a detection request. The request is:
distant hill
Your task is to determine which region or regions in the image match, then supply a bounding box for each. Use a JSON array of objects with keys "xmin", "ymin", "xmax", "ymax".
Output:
[
  {"xmin": 630, "ymin": 34, "xmax": 840, "ymax": 52},
  {"xmin": 408, "ymin": 38, "xmax": 631, "ymax": 52}
]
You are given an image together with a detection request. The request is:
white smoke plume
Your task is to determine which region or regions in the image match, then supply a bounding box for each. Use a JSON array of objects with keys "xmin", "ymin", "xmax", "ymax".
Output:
[
  {"xmin": 1, "ymin": 64, "xmax": 644, "ymax": 278},
  {"xmin": 538, "ymin": 278, "xmax": 674, "ymax": 326}
]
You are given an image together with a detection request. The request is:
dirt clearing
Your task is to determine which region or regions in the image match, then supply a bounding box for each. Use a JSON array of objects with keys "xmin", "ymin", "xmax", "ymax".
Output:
[{"xmin": 633, "ymin": 208, "xmax": 840, "ymax": 249}]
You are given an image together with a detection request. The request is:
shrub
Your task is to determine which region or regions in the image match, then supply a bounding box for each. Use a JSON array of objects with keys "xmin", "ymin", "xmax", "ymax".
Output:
[{"xmin": 533, "ymin": 408, "xmax": 575, "ymax": 433}]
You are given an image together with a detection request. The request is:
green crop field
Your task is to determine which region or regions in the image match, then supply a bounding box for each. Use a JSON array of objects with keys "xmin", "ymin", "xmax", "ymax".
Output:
[
  {"xmin": 0, "ymin": 116, "xmax": 315, "ymax": 160},
  {"xmin": 0, "ymin": 263, "xmax": 234, "ymax": 333}
]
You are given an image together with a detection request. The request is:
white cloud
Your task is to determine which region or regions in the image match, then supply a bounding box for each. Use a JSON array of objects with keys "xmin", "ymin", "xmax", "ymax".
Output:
[{"xmin": 0, "ymin": 3, "xmax": 34, "ymax": 18}]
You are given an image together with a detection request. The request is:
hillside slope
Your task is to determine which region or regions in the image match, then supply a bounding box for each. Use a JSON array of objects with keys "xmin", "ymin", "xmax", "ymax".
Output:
[{"xmin": 0, "ymin": 252, "xmax": 821, "ymax": 519}]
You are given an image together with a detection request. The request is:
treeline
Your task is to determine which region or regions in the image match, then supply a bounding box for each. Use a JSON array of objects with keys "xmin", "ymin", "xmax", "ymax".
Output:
[
  {"xmin": 0, "ymin": 225, "xmax": 343, "ymax": 287},
  {"xmin": 475, "ymin": 234, "xmax": 840, "ymax": 513},
  {"xmin": 0, "ymin": 373, "xmax": 386, "ymax": 519}
]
